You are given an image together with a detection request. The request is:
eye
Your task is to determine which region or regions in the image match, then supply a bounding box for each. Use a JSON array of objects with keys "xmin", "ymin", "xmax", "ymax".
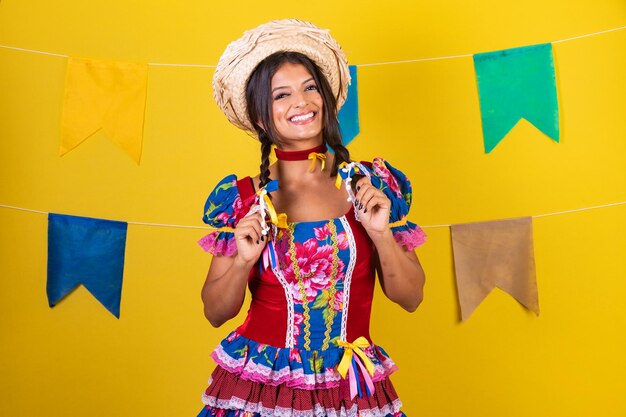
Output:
[
  {"xmin": 273, "ymin": 93, "xmax": 289, "ymax": 100},
  {"xmin": 305, "ymin": 84, "xmax": 319, "ymax": 92}
]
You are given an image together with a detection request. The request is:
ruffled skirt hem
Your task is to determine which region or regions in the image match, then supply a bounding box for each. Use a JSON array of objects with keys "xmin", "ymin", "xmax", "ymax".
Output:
[
  {"xmin": 213, "ymin": 331, "xmax": 398, "ymax": 390},
  {"xmin": 199, "ymin": 365, "xmax": 404, "ymax": 417}
]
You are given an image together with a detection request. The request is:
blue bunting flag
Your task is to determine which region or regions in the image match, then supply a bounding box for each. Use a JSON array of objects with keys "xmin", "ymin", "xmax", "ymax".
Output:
[
  {"xmin": 338, "ymin": 65, "xmax": 360, "ymax": 146},
  {"xmin": 47, "ymin": 213, "xmax": 128, "ymax": 318}
]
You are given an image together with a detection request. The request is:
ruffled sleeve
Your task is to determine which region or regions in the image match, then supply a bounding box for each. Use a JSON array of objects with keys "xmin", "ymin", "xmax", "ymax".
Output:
[
  {"xmin": 198, "ymin": 174, "xmax": 251, "ymax": 256},
  {"xmin": 367, "ymin": 158, "xmax": 427, "ymax": 251}
]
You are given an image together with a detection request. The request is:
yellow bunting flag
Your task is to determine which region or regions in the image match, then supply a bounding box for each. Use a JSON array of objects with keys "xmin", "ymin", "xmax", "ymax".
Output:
[
  {"xmin": 60, "ymin": 57, "xmax": 148, "ymax": 164},
  {"xmin": 451, "ymin": 217, "xmax": 539, "ymax": 321}
]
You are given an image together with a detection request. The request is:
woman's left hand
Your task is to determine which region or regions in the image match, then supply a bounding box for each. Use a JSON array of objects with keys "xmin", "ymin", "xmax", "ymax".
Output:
[{"xmin": 353, "ymin": 176, "xmax": 390, "ymax": 236}]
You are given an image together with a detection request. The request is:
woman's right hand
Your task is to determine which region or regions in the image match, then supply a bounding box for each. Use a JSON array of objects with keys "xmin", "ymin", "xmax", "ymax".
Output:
[{"xmin": 233, "ymin": 208, "xmax": 268, "ymax": 265}]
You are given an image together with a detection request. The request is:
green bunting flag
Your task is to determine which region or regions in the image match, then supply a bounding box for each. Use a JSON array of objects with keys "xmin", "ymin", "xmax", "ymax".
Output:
[{"xmin": 473, "ymin": 43, "xmax": 560, "ymax": 153}]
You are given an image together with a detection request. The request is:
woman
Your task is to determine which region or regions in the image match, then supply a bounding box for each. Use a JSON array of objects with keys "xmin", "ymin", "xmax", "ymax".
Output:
[{"xmin": 198, "ymin": 19, "xmax": 427, "ymax": 417}]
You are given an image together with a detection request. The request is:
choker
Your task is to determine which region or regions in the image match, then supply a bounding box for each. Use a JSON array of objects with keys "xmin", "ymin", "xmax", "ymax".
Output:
[
  {"xmin": 274, "ymin": 143, "xmax": 327, "ymax": 161},
  {"xmin": 274, "ymin": 143, "xmax": 328, "ymax": 172}
]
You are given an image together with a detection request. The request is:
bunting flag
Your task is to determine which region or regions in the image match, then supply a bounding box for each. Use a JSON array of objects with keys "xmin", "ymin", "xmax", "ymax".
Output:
[
  {"xmin": 338, "ymin": 65, "xmax": 360, "ymax": 146},
  {"xmin": 60, "ymin": 57, "xmax": 148, "ymax": 164},
  {"xmin": 473, "ymin": 43, "xmax": 560, "ymax": 153},
  {"xmin": 47, "ymin": 213, "xmax": 128, "ymax": 318},
  {"xmin": 450, "ymin": 217, "xmax": 540, "ymax": 321}
]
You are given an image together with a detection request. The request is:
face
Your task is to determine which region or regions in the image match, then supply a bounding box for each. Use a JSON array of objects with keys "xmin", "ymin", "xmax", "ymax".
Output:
[{"xmin": 270, "ymin": 62, "xmax": 324, "ymax": 149}]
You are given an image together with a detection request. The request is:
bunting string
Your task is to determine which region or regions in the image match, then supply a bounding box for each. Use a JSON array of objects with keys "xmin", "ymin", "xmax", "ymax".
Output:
[
  {"xmin": 3, "ymin": 22, "xmax": 623, "ymax": 322},
  {"xmin": 1, "ymin": 25, "xmax": 623, "ymax": 68},
  {"xmin": 1, "ymin": 200, "xmax": 624, "ymax": 230}
]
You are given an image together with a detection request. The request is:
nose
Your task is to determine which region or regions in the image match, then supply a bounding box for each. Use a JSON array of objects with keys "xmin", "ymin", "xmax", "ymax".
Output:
[{"xmin": 292, "ymin": 91, "xmax": 307, "ymax": 108}]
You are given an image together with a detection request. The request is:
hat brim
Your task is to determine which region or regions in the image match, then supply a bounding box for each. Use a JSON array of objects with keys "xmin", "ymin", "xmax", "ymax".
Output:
[{"xmin": 212, "ymin": 19, "xmax": 350, "ymax": 133}]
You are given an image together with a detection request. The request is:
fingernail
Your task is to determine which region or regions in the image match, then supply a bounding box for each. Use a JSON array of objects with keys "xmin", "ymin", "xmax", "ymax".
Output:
[
  {"xmin": 256, "ymin": 240, "xmax": 259, "ymax": 244},
  {"xmin": 364, "ymin": 208, "xmax": 368, "ymax": 213},
  {"xmin": 356, "ymin": 186, "xmax": 361, "ymax": 191},
  {"xmin": 358, "ymin": 203, "xmax": 363, "ymax": 210},
  {"xmin": 261, "ymin": 236, "xmax": 265, "ymax": 241},
  {"xmin": 355, "ymin": 199, "xmax": 359, "ymax": 206}
]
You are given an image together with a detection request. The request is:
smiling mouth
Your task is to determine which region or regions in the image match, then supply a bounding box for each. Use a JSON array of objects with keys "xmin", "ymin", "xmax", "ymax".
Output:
[{"xmin": 289, "ymin": 112, "xmax": 316, "ymax": 123}]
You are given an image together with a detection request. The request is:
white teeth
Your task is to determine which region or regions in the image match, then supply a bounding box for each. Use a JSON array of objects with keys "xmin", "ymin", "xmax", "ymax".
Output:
[{"xmin": 290, "ymin": 112, "xmax": 314, "ymax": 122}]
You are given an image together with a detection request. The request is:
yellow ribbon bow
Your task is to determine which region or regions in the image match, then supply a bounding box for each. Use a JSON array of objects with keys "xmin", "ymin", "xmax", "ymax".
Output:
[
  {"xmin": 276, "ymin": 213, "xmax": 289, "ymax": 229},
  {"xmin": 336, "ymin": 336, "xmax": 376, "ymax": 379},
  {"xmin": 308, "ymin": 152, "xmax": 326, "ymax": 172},
  {"xmin": 256, "ymin": 190, "xmax": 289, "ymax": 229}
]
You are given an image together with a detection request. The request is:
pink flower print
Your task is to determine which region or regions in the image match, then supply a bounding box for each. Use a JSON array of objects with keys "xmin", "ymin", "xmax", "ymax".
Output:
[
  {"xmin": 216, "ymin": 211, "xmax": 230, "ymax": 225},
  {"xmin": 233, "ymin": 195, "xmax": 243, "ymax": 211},
  {"xmin": 284, "ymin": 238, "xmax": 345, "ymax": 303},
  {"xmin": 283, "ymin": 238, "xmax": 333, "ymax": 280},
  {"xmin": 292, "ymin": 312, "xmax": 305, "ymax": 344},
  {"xmin": 336, "ymin": 232, "xmax": 349, "ymax": 250},
  {"xmin": 373, "ymin": 158, "xmax": 402, "ymax": 199},
  {"xmin": 316, "ymin": 225, "xmax": 349, "ymax": 251},
  {"xmin": 332, "ymin": 290, "xmax": 344, "ymax": 312},
  {"xmin": 273, "ymin": 231, "xmax": 292, "ymax": 269},
  {"xmin": 231, "ymin": 196, "xmax": 247, "ymax": 222},
  {"xmin": 226, "ymin": 332, "xmax": 239, "ymax": 343},
  {"xmin": 291, "ymin": 278, "xmax": 319, "ymax": 303},
  {"xmin": 289, "ymin": 348, "xmax": 303, "ymax": 363},
  {"xmin": 256, "ymin": 343, "xmax": 266, "ymax": 353},
  {"xmin": 314, "ymin": 224, "xmax": 332, "ymax": 240}
]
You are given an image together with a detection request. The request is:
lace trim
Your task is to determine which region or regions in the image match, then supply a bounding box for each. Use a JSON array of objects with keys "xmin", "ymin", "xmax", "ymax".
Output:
[
  {"xmin": 198, "ymin": 231, "xmax": 238, "ymax": 256},
  {"xmin": 322, "ymin": 220, "xmax": 340, "ymax": 351},
  {"xmin": 339, "ymin": 216, "xmax": 357, "ymax": 342},
  {"xmin": 202, "ymin": 395, "xmax": 402, "ymax": 417},
  {"xmin": 392, "ymin": 227, "xmax": 427, "ymax": 251},
  {"xmin": 272, "ymin": 260, "xmax": 295, "ymax": 348},
  {"xmin": 211, "ymin": 339, "xmax": 399, "ymax": 389},
  {"xmin": 211, "ymin": 344, "xmax": 246, "ymax": 370}
]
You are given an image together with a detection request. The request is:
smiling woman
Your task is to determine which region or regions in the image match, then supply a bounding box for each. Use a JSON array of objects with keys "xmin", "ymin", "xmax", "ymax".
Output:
[
  {"xmin": 197, "ymin": 19, "xmax": 427, "ymax": 417},
  {"xmin": 270, "ymin": 62, "xmax": 324, "ymax": 144}
]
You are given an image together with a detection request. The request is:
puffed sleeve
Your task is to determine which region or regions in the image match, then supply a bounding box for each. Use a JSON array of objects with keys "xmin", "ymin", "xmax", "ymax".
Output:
[
  {"xmin": 367, "ymin": 158, "xmax": 427, "ymax": 251},
  {"xmin": 198, "ymin": 174, "xmax": 250, "ymax": 256}
]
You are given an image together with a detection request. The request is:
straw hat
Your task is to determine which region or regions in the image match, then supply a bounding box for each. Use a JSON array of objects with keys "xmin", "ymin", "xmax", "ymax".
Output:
[{"xmin": 212, "ymin": 19, "xmax": 351, "ymax": 132}]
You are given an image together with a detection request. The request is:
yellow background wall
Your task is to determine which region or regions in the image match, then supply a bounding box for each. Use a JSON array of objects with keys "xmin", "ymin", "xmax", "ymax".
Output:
[{"xmin": 1, "ymin": 1, "xmax": 625, "ymax": 416}]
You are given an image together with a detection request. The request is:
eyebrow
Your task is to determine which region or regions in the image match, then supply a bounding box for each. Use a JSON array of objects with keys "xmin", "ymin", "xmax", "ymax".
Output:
[{"xmin": 271, "ymin": 77, "xmax": 315, "ymax": 93}]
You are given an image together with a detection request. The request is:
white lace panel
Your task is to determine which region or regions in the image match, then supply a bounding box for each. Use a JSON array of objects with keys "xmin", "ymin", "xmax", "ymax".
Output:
[
  {"xmin": 272, "ymin": 248, "xmax": 295, "ymax": 348},
  {"xmin": 338, "ymin": 216, "xmax": 357, "ymax": 342}
]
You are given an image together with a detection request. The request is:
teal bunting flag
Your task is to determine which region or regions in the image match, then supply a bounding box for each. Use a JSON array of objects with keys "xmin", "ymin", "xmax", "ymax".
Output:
[
  {"xmin": 473, "ymin": 43, "xmax": 560, "ymax": 153},
  {"xmin": 47, "ymin": 213, "xmax": 128, "ymax": 318},
  {"xmin": 338, "ymin": 65, "xmax": 360, "ymax": 146}
]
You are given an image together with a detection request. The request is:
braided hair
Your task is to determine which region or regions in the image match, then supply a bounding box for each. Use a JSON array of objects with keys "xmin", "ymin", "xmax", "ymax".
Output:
[{"xmin": 245, "ymin": 51, "xmax": 351, "ymax": 188}]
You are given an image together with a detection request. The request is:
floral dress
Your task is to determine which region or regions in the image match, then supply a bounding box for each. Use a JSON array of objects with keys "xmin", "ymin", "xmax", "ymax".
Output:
[{"xmin": 197, "ymin": 158, "xmax": 427, "ymax": 417}]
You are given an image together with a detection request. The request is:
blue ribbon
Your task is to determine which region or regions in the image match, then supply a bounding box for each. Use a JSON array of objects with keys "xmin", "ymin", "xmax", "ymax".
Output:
[
  {"xmin": 269, "ymin": 241, "xmax": 277, "ymax": 268},
  {"xmin": 352, "ymin": 359, "xmax": 362, "ymax": 398},
  {"xmin": 264, "ymin": 179, "xmax": 279, "ymax": 193}
]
